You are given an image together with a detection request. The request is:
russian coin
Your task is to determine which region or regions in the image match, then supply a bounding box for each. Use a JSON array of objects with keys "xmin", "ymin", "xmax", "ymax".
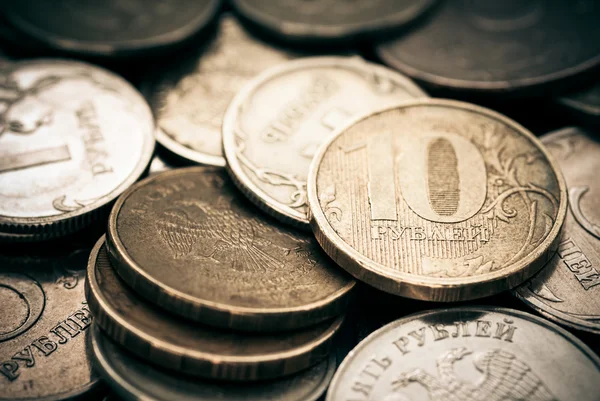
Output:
[
  {"xmin": 3, "ymin": 0, "xmax": 222, "ymax": 59},
  {"xmin": 515, "ymin": 128, "xmax": 600, "ymax": 334},
  {"xmin": 87, "ymin": 238, "xmax": 343, "ymax": 381},
  {"xmin": 106, "ymin": 167, "xmax": 354, "ymax": 331},
  {"xmin": 308, "ymin": 99, "xmax": 567, "ymax": 301},
  {"xmin": 0, "ymin": 60, "xmax": 155, "ymax": 239},
  {"xmin": 327, "ymin": 307, "xmax": 600, "ymax": 401},
  {"xmin": 231, "ymin": 0, "xmax": 438, "ymax": 44},
  {"xmin": 376, "ymin": 0, "xmax": 600, "ymax": 97},
  {"xmin": 143, "ymin": 15, "xmax": 299, "ymax": 167},
  {"xmin": 222, "ymin": 56, "xmax": 426, "ymax": 228},
  {"xmin": 556, "ymin": 82, "xmax": 600, "ymax": 125},
  {"xmin": 91, "ymin": 325, "xmax": 336, "ymax": 401}
]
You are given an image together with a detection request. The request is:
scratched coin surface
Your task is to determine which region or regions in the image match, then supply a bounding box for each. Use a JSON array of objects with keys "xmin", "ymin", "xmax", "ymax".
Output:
[
  {"xmin": 222, "ymin": 56, "xmax": 426, "ymax": 228},
  {"xmin": 556, "ymin": 82, "xmax": 600, "ymax": 125},
  {"xmin": 308, "ymin": 100, "xmax": 567, "ymax": 301},
  {"xmin": 144, "ymin": 15, "xmax": 299, "ymax": 167},
  {"xmin": 0, "ymin": 246, "xmax": 98, "ymax": 400},
  {"xmin": 376, "ymin": 0, "xmax": 600, "ymax": 97},
  {"xmin": 515, "ymin": 128, "xmax": 600, "ymax": 334},
  {"xmin": 87, "ymin": 238, "xmax": 343, "ymax": 380},
  {"xmin": 327, "ymin": 307, "xmax": 600, "ymax": 401},
  {"xmin": 0, "ymin": 60, "xmax": 155, "ymax": 239},
  {"xmin": 92, "ymin": 325, "xmax": 336, "ymax": 401}
]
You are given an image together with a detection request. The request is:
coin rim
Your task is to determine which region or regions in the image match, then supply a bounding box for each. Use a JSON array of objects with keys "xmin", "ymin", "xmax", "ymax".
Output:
[{"xmin": 154, "ymin": 126, "xmax": 226, "ymax": 167}]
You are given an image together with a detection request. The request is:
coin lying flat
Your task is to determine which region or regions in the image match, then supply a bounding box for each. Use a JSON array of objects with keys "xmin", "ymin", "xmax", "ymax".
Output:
[
  {"xmin": 376, "ymin": 0, "xmax": 600, "ymax": 97},
  {"xmin": 143, "ymin": 15, "xmax": 299, "ymax": 167},
  {"xmin": 106, "ymin": 167, "xmax": 354, "ymax": 331},
  {"xmin": 327, "ymin": 307, "xmax": 600, "ymax": 401},
  {"xmin": 308, "ymin": 99, "xmax": 567, "ymax": 301},
  {"xmin": 556, "ymin": 82, "xmax": 600, "ymax": 126},
  {"xmin": 91, "ymin": 325, "xmax": 336, "ymax": 401},
  {"xmin": 515, "ymin": 128, "xmax": 600, "ymax": 334},
  {"xmin": 0, "ymin": 60, "xmax": 155, "ymax": 239},
  {"xmin": 223, "ymin": 56, "xmax": 426, "ymax": 228}
]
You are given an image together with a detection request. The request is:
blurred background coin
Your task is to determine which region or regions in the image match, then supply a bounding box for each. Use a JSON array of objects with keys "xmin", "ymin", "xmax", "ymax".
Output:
[
  {"xmin": 515, "ymin": 127, "xmax": 600, "ymax": 334},
  {"xmin": 223, "ymin": 56, "xmax": 426, "ymax": 228},
  {"xmin": 556, "ymin": 82, "xmax": 600, "ymax": 126},
  {"xmin": 308, "ymin": 99, "xmax": 567, "ymax": 301},
  {"xmin": 0, "ymin": 60, "xmax": 155, "ymax": 240}
]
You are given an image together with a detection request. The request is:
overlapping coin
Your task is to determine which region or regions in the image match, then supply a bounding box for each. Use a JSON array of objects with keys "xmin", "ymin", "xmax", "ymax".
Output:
[{"xmin": 557, "ymin": 82, "xmax": 600, "ymax": 126}]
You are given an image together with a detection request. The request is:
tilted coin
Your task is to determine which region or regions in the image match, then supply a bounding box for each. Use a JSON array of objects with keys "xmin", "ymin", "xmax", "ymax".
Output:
[
  {"xmin": 106, "ymin": 167, "xmax": 354, "ymax": 331},
  {"xmin": 87, "ymin": 238, "xmax": 343, "ymax": 381},
  {"xmin": 143, "ymin": 15, "xmax": 299, "ymax": 167},
  {"xmin": 91, "ymin": 325, "xmax": 336, "ymax": 401},
  {"xmin": 222, "ymin": 56, "xmax": 426, "ymax": 228},
  {"xmin": 327, "ymin": 307, "xmax": 600, "ymax": 401},
  {"xmin": 515, "ymin": 128, "xmax": 600, "ymax": 334},
  {"xmin": 0, "ymin": 60, "xmax": 155, "ymax": 239},
  {"xmin": 308, "ymin": 99, "xmax": 567, "ymax": 301},
  {"xmin": 556, "ymin": 82, "xmax": 600, "ymax": 126},
  {"xmin": 376, "ymin": 0, "xmax": 600, "ymax": 97}
]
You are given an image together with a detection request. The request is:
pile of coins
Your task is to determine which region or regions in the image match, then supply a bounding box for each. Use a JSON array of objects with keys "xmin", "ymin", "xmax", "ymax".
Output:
[{"xmin": 1, "ymin": 1, "xmax": 600, "ymax": 400}]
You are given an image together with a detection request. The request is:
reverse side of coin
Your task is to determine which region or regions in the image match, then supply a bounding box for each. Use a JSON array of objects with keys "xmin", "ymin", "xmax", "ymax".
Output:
[
  {"xmin": 376, "ymin": 0, "xmax": 600, "ymax": 97},
  {"xmin": 308, "ymin": 99, "xmax": 567, "ymax": 301},
  {"xmin": 515, "ymin": 128, "xmax": 600, "ymax": 334},
  {"xmin": 223, "ymin": 56, "xmax": 426, "ymax": 228},
  {"xmin": 91, "ymin": 325, "xmax": 336, "ymax": 401},
  {"xmin": 556, "ymin": 82, "xmax": 600, "ymax": 125},
  {"xmin": 327, "ymin": 307, "xmax": 600, "ymax": 401},
  {"xmin": 0, "ymin": 60, "xmax": 155, "ymax": 239}
]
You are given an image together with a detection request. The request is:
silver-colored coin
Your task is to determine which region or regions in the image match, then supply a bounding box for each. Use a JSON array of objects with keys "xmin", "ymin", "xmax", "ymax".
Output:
[
  {"xmin": 327, "ymin": 307, "xmax": 600, "ymax": 401},
  {"xmin": 222, "ymin": 56, "xmax": 426, "ymax": 228},
  {"xmin": 0, "ymin": 60, "xmax": 155, "ymax": 238}
]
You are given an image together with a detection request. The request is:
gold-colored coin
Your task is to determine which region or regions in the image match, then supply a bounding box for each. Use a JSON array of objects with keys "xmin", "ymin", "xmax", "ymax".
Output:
[
  {"xmin": 307, "ymin": 99, "xmax": 567, "ymax": 301},
  {"xmin": 86, "ymin": 237, "xmax": 344, "ymax": 381}
]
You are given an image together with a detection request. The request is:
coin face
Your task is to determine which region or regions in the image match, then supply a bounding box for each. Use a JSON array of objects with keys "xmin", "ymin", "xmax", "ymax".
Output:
[
  {"xmin": 223, "ymin": 57, "xmax": 426, "ymax": 227},
  {"xmin": 87, "ymin": 238, "xmax": 343, "ymax": 381},
  {"xmin": 557, "ymin": 82, "xmax": 600, "ymax": 125},
  {"xmin": 144, "ymin": 15, "xmax": 298, "ymax": 167},
  {"xmin": 91, "ymin": 325, "xmax": 336, "ymax": 401},
  {"xmin": 308, "ymin": 100, "xmax": 567, "ymax": 301},
  {"xmin": 515, "ymin": 128, "xmax": 600, "ymax": 334},
  {"xmin": 376, "ymin": 0, "xmax": 600, "ymax": 96},
  {"xmin": 0, "ymin": 247, "xmax": 98, "ymax": 400},
  {"xmin": 231, "ymin": 0, "xmax": 437, "ymax": 44},
  {"xmin": 0, "ymin": 60, "xmax": 155, "ymax": 239},
  {"xmin": 327, "ymin": 307, "xmax": 600, "ymax": 401}
]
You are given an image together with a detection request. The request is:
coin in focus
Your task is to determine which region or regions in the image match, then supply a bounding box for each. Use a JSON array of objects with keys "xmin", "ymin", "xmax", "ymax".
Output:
[
  {"xmin": 376, "ymin": 0, "xmax": 600, "ymax": 97},
  {"xmin": 308, "ymin": 99, "xmax": 567, "ymax": 301},
  {"xmin": 327, "ymin": 307, "xmax": 600, "ymax": 401},
  {"xmin": 223, "ymin": 56, "xmax": 426, "ymax": 228},
  {"xmin": 87, "ymin": 238, "xmax": 343, "ymax": 380},
  {"xmin": 0, "ymin": 60, "xmax": 155, "ymax": 240},
  {"xmin": 143, "ymin": 15, "xmax": 299, "ymax": 167},
  {"xmin": 556, "ymin": 82, "xmax": 600, "ymax": 126},
  {"xmin": 515, "ymin": 127, "xmax": 600, "ymax": 334}
]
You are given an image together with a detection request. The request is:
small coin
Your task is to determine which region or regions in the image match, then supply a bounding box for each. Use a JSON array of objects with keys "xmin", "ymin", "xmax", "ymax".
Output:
[
  {"xmin": 143, "ymin": 15, "xmax": 299, "ymax": 167},
  {"xmin": 91, "ymin": 325, "xmax": 336, "ymax": 401},
  {"xmin": 308, "ymin": 99, "xmax": 567, "ymax": 301},
  {"xmin": 231, "ymin": 0, "xmax": 438, "ymax": 44},
  {"xmin": 87, "ymin": 238, "xmax": 343, "ymax": 381},
  {"xmin": 515, "ymin": 128, "xmax": 600, "ymax": 334},
  {"xmin": 327, "ymin": 307, "xmax": 600, "ymax": 401},
  {"xmin": 376, "ymin": 0, "xmax": 600, "ymax": 97},
  {"xmin": 556, "ymin": 82, "xmax": 600, "ymax": 125},
  {"xmin": 0, "ymin": 60, "xmax": 155, "ymax": 239},
  {"xmin": 223, "ymin": 56, "xmax": 426, "ymax": 228}
]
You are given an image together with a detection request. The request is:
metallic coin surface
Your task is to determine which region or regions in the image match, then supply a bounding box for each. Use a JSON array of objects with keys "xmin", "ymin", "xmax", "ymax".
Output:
[
  {"xmin": 308, "ymin": 99, "xmax": 567, "ymax": 301},
  {"xmin": 3, "ymin": 0, "xmax": 222, "ymax": 58},
  {"xmin": 376, "ymin": 0, "xmax": 600, "ymax": 97},
  {"xmin": 223, "ymin": 56, "xmax": 426, "ymax": 227},
  {"xmin": 557, "ymin": 82, "xmax": 600, "ymax": 125},
  {"xmin": 515, "ymin": 128, "xmax": 600, "ymax": 334},
  {"xmin": 327, "ymin": 307, "xmax": 600, "ymax": 401},
  {"xmin": 106, "ymin": 167, "xmax": 354, "ymax": 330},
  {"xmin": 232, "ymin": 0, "xmax": 437, "ymax": 44},
  {"xmin": 92, "ymin": 325, "xmax": 336, "ymax": 401},
  {"xmin": 0, "ymin": 60, "xmax": 155, "ymax": 238},
  {"xmin": 87, "ymin": 238, "xmax": 343, "ymax": 381},
  {"xmin": 144, "ymin": 15, "xmax": 299, "ymax": 167},
  {"xmin": 0, "ymin": 247, "xmax": 98, "ymax": 400}
]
